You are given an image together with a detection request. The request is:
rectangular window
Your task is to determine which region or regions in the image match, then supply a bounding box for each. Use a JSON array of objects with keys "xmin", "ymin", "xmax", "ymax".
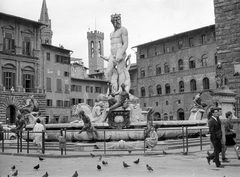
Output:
[
  {"xmin": 46, "ymin": 52, "xmax": 50, "ymax": 61},
  {"xmin": 63, "ymin": 56, "xmax": 70, "ymax": 64},
  {"xmin": 64, "ymin": 71, "xmax": 69, "ymax": 77},
  {"xmin": 71, "ymin": 98, "xmax": 76, "ymax": 105},
  {"xmin": 55, "ymin": 55, "xmax": 61, "ymax": 63},
  {"xmin": 71, "ymin": 85, "xmax": 75, "ymax": 92},
  {"xmin": 178, "ymin": 40, "xmax": 183, "ymax": 49},
  {"xmin": 3, "ymin": 72, "xmax": 15, "ymax": 90},
  {"xmin": 163, "ymin": 44, "xmax": 166, "ymax": 53},
  {"xmin": 22, "ymin": 36, "xmax": 31, "ymax": 56},
  {"xmin": 154, "ymin": 45, "xmax": 161, "ymax": 55},
  {"xmin": 56, "ymin": 100, "xmax": 63, "ymax": 107},
  {"xmin": 77, "ymin": 85, "xmax": 82, "ymax": 92},
  {"xmin": 3, "ymin": 33, "xmax": 15, "ymax": 53},
  {"xmin": 189, "ymin": 37, "xmax": 194, "ymax": 47},
  {"xmin": 166, "ymin": 47, "xmax": 170, "ymax": 53},
  {"xmin": 77, "ymin": 99, "xmax": 83, "ymax": 104},
  {"xmin": 95, "ymin": 87, "xmax": 102, "ymax": 93},
  {"xmin": 56, "ymin": 79, "xmax": 62, "ymax": 92},
  {"xmin": 46, "ymin": 99, "xmax": 52, "ymax": 107},
  {"xmin": 46, "ymin": 77, "xmax": 51, "ymax": 91},
  {"xmin": 64, "ymin": 100, "xmax": 69, "ymax": 107},
  {"xmin": 22, "ymin": 74, "xmax": 34, "ymax": 92},
  {"xmin": 86, "ymin": 86, "xmax": 90, "ymax": 93},
  {"xmin": 172, "ymin": 46, "xmax": 175, "ymax": 52},
  {"xmin": 65, "ymin": 84, "xmax": 69, "ymax": 93},
  {"xmin": 201, "ymin": 34, "xmax": 207, "ymax": 44},
  {"xmin": 140, "ymin": 54, "xmax": 145, "ymax": 59}
]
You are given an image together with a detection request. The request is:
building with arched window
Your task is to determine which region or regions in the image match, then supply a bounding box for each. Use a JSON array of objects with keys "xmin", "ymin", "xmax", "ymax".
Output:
[
  {"xmin": 133, "ymin": 25, "xmax": 217, "ymax": 120},
  {"xmin": 0, "ymin": 12, "xmax": 46, "ymax": 124}
]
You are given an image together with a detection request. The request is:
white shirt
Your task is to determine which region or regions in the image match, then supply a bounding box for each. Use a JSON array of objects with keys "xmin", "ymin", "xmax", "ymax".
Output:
[
  {"xmin": 33, "ymin": 123, "xmax": 44, "ymax": 132},
  {"xmin": 212, "ymin": 116, "xmax": 217, "ymax": 122}
]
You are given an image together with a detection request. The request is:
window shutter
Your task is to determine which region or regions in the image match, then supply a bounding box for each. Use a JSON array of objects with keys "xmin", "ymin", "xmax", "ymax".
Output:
[
  {"xmin": 3, "ymin": 72, "xmax": 6, "ymax": 86},
  {"xmin": 12, "ymin": 73, "xmax": 16, "ymax": 88},
  {"xmin": 22, "ymin": 41, "xmax": 25, "ymax": 54},
  {"xmin": 12, "ymin": 39, "xmax": 15, "ymax": 53},
  {"xmin": 31, "ymin": 75, "xmax": 34, "ymax": 90},
  {"xmin": 22, "ymin": 74, "xmax": 26, "ymax": 88}
]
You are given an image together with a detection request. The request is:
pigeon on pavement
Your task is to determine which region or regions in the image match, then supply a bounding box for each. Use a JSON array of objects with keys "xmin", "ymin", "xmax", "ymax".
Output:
[
  {"xmin": 33, "ymin": 164, "xmax": 40, "ymax": 170},
  {"xmin": 12, "ymin": 170, "xmax": 18, "ymax": 176},
  {"xmin": 133, "ymin": 158, "xmax": 140, "ymax": 164},
  {"xmin": 72, "ymin": 171, "xmax": 78, "ymax": 177},
  {"xmin": 163, "ymin": 151, "xmax": 168, "ymax": 155},
  {"xmin": 39, "ymin": 157, "xmax": 44, "ymax": 161},
  {"xmin": 146, "ymin": 164, "xmax": 153, "ymax": 172},
  {"xmin": 90, "ymin": 153, "xmax": 96, "ymax": 157},
  {"xmin": 102, "ymin": 161, "xmax": 108, "ymax": 165},
  {"xmin": 123, "ymin": 162, "xmax": 130, "ymax": 168},
  {"xmin": 97, "ymin": 165, "xmax": 101, "ymax": 170},
  {"xmin": 10, "ymin": 165, "xmax": 16, "ymax": 171},
  {"xmin": 42, "ymin": 172, "xmax": 49, "ymax": 177}
]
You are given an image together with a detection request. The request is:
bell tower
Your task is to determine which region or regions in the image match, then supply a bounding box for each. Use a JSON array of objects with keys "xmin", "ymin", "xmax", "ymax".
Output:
[
  {"xmin": 38, "ymin": 0, "xmax": 53, "ymax": 44},
  {"xmin": 87, "ymin": 30, "xmax": 104, "ymax": 74}
]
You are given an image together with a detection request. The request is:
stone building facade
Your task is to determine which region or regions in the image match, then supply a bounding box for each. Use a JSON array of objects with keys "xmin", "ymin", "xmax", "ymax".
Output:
[
  {"xmin": 0, "ymin": 12, "xmax": 46, "ymax": 124},
  {"xmin": 133, "ymin": 25, "xmax": 218, "ymax": 120},
  {"xmin": 42, "ymin": 44, "xmax": 72, "ymax": 123},
  {"xmin": 214, "ymin": 0, "xmax": 240, "ymax": 117}
]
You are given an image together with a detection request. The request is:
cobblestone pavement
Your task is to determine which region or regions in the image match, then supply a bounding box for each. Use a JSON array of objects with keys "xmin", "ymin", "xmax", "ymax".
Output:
[{"xmin": 1, "ymin": 146, "xmax": 240, "ymax": 177}]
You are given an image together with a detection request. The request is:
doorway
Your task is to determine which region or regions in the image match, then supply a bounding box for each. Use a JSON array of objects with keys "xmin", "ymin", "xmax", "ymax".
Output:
[
  {"xmin": 6, "ymin": 105, "xmax": 16, "ymax": 124},
  {"xmin": 177, "ymin": 108, "xmax": 185, "ymax": 120}
]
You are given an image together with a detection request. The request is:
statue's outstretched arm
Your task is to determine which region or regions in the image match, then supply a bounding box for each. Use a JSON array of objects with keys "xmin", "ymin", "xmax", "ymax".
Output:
[{"xmin": 99, "ymin": 54, "xmax": 109, "ymax": 62}]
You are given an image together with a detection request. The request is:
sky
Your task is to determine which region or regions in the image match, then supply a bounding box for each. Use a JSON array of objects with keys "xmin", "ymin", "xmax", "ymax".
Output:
[{"xmin": 0, "ymin": 0, "xmax": 215, "ymax": 67}]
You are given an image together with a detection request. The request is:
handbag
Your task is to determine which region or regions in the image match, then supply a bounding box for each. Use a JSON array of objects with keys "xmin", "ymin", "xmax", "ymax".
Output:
[
  {"xmin": 230, "ymin": 132, "xmax": 236, "ymax": 138},
  {"xmin": 226, "ymin": 132, "xmax": 236, "ymax": 138}
]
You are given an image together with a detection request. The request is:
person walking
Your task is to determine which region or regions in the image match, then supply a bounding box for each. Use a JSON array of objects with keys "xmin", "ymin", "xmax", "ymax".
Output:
[
  {"xmin": 33, "ymin": 118, "xmax": 45, "ymax": 152},
  {"xmin": 206, "ymin": 107, "xmax": 224, "ymax": 168},
  {"xmin": 224, "ymin": 111, "xmax": 240, "ymax": 160}
]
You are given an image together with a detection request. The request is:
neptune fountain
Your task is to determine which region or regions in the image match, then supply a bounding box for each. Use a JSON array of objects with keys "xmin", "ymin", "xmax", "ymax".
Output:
[{"xmin": 21, "ymin": 14, "xmax": 239, "ymax": 151}]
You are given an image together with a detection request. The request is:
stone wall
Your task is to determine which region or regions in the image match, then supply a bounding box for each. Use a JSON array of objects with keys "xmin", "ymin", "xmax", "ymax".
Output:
[{"xmin": 214, "ymin": 0, "xmax": 240, "ymax": 95}]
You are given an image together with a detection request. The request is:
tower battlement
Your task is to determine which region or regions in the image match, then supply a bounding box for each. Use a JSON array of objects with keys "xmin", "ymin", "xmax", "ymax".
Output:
[{"xmin": 87, "ymin": 30, "xmax": 104, "ymax": 39}]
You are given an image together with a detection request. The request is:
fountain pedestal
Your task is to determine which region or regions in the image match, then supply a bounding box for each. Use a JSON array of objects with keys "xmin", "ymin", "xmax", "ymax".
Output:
[
  {"xmin": 108, "ymin": 108, "xmax": 131, "ymax": 129},
  {"xmin": 211, "ymin": 87, "xmax": 237, "ymax": 119}
]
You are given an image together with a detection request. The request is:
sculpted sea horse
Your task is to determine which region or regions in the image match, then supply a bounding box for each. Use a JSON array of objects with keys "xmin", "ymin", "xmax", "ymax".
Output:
[{"xmin": 71, "ymin": 102, "xmax": 107, "ymax": 123}]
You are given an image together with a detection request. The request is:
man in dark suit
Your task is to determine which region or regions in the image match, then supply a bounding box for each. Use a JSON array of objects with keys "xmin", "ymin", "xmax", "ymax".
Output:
[{"xmin": 206, "ymin": 107, "xmax": 224, "ymax": 168}]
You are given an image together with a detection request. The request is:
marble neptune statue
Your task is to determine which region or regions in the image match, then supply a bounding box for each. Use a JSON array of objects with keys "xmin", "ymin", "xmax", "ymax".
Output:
[{"xmin": 100, "ymin": 13, "xmax": 131, "ymax": 94}]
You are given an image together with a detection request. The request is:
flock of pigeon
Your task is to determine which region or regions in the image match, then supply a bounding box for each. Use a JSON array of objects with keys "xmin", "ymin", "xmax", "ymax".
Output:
[
  {"xmin": 3, "ymin": 151, "xmax": 168, "ymax": 177},
  {"xmin": 6, "ymin": 157, "xmax": 48, "ymax": 177},
  {"xmin": 71, "ymin": 153, "xmax": 154, "ymax": 177}
]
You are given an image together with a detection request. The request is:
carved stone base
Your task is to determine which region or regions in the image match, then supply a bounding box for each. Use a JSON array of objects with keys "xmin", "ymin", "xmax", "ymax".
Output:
[{"xmin": 108, "ymin": 110, "xmax": 130, "ymax": 129}]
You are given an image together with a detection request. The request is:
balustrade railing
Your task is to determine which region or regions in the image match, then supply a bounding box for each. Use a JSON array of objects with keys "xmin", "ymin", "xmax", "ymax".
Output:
[{"xmin": 0, "ymin": 126, "xmax": 210, "ymax": 155}]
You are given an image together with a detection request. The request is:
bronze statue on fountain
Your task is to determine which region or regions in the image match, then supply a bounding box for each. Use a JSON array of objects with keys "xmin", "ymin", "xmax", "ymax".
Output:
[{"xmin": 19, "ymin": 95, "xmax": 40, "ymax": 124}]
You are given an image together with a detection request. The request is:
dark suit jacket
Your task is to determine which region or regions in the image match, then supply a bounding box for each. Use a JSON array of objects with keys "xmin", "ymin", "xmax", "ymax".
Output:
[{"xmin": 208, "ymin": 116, "xmax": 222, "ymax": 140}]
